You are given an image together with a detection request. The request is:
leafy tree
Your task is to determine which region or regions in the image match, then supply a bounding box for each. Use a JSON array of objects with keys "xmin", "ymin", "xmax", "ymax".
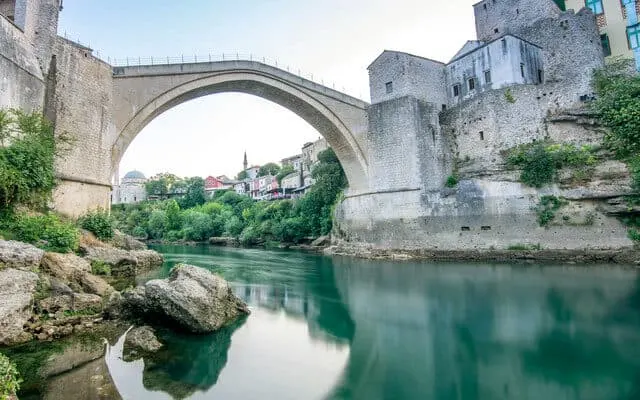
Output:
[
  {"xmin": 276, "ymin": 165, "xmax": 296, "ymax": 184},
  {"xmin": 0, "ymin": 109, "xmax": 70, "ymax": 210},
  {"xmin": 592, "ymin": 59, "xmax": 640, "ymax": 159},
  {"xmin": 148, "ymin": 209, "xmax": 168, "ymax": 239},
  {"xmin": 236, "ymin": 170, "xmax": 248, "ymax": 180},
  {"xmin": 178, "ymin": 177, "xmax": 206, "ymax": 209},
  {"xmin": 165, "ymin": 200, "xmax": 182, "ymax": 231},
  {"xmin": 258, "ymin": 163, "xmax": 281, "ymax": 177},
  {"xmin": 145, "ymin": 173, "xmax": 181, "ymax": 199}
]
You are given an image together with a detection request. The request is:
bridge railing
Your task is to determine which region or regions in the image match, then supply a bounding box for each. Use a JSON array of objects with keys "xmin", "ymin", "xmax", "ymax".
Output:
[{"xmin": 108, "ymin": 53, "xmax": 359, "ymax": 98}]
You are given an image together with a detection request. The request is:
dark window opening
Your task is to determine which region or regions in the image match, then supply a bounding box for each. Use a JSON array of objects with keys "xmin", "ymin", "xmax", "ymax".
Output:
[
  {"xmin": 600, "ymin": 33, "xmax": 612, "ymax": 56},
  {"xmin": 501, "ymin": 38, "xmax": 507, "ymax": 55},
  {"xmin": 479, "ymin": 131, "xmax": 484, "ymax": 140},
  {"xmin": 537, "ymin": 69, "xmax": 544, "ymax": 83},
  {"xmin": 484, "ymin": 70, "xmax": 492, "ymax": 84},
  {"xmin": 453, "ymin": 84, "xmax": 461, "ymax": 97},
  {"xmin": 461, "ymin": 226, "xmax": 471, "ymax": 231},
  {"xmin": 494, "ymin": 28, "xmax": 499, "ymax": 34},
  {"xmin": 442, "ymin": 104, "xmax": 447, "ymax": 111},
  {"xmin": 481, "ymin": 226, "xmax": 492, "ymax": 231},
  {"xmin": 385, "ymin": 81, "xmax": 393, "ymax": 94},
  {"xmin": 520, "ymin": 63, "xmax": 525, "ymax": 78},
  {"xmin": 483, "ymin": 3, "xmax": 487, "ymax": 10},
  {"xmin": 468, "ymin": 78, "xmax": 475, "ymax": 91}
]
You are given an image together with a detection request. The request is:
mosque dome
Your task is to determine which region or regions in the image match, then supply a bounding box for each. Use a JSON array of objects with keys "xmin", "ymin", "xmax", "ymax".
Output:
[{"xmin": 123, "ymin": 170, "xmax": 146, "ymax": 180}]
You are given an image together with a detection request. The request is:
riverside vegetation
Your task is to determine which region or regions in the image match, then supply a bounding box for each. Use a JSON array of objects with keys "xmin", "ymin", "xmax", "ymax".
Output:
[{"xmin": 111, "ymin": 148, "xmax": 347, "ymax": 246}]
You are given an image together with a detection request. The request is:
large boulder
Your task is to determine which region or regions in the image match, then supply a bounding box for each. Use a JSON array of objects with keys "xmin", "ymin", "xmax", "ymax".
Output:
[
  {"xmin": 123, "ymin": 326, "xmax": 162, "ymax": 361},
  {"xmin": 111, "ymin": 231, "xmax": 147, "ymax": 251},
  {"xmin": 0, "ymin": 240, "xmax": 44, "ymax": 271},
  {"xmin": 41, "ymin": 252, "xmax": 113, "ymax": 297},
  {"xmin": 131, "ymin": 264, "xmax": 249, "ymax": 333},
  {"xmin": 0, "ymin": 268, "xmax": 39, "ymax": 345},
  {"xmin": 131, "ymin": 250, "xmax": 164, "ymax": 271},
  {"xmin": 84, "ymin": 247, "xmax": 163, "ymax": 276}
]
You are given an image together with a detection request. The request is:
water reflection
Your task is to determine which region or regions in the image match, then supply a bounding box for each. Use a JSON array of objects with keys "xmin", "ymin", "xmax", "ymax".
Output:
[{"xmin": 107, "ymin": 245, "xmax": 640, "ymax": 399}]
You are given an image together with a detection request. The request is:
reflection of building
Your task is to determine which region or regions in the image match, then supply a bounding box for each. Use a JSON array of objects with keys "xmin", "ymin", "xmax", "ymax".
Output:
[
  {"xmin": 111, "ymin": 170, "xmax": 147, "ymax": 204},
  {"xmin": 564, "ymin": 0, "xmax": 640, "ymax": 69}
]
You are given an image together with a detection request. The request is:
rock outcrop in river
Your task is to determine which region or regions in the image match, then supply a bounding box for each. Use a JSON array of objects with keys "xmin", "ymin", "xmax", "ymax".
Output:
[{"xmin": 124, "ymin": 264, "xmax": 250, "ymax": 333}]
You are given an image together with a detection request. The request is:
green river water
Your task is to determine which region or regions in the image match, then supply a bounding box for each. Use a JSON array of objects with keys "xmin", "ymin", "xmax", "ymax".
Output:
[{"xmin": 14, "ymin": 245, "xmax": 640, "ymax": 399}]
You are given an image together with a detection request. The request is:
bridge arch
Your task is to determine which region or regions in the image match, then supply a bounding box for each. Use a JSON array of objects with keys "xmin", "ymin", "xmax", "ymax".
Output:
[{"xmin": 111, "ymin": 64, "xmax": 370, "ymax": 191}]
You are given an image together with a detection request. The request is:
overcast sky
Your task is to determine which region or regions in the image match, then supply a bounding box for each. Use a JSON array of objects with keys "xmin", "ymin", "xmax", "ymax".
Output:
[{"xmin": 58, "ymin": 0, "xmax": 478, "ymax": 180}]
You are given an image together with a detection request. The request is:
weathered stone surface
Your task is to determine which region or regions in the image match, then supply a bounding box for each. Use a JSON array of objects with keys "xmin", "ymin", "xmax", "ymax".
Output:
[
  {"xmin": 41, "ymin": 252, "xmax": 113, "ymax": 297},
  {"xmin": 0, "ymin": 240, "xmax": 45, "ymax": 271},
  {"xmin": 123, "ymin": 326, "xmax": 162, "ymax": 361},
  {"xmin": 84, "ymin": 246, "xmax": 137, "ymax": 268},
  {"xmin": 131, "ymin": 250, "xmax": 163, "ymax": 271},
  {"xmin": 111, "ymin": 230, "xmax": 147, "ymax": 251},
  {"xmin": 0, "ymin": 268, "xmax": 39, "ymax": 345},
  {"xmin": 39, "ymin": 293, "xmax": 103, "ymax": 314},
  {"xmin": 41, "ymin": 252, "xmax": 91, "ymax": 279},
  {"xmin": 311, "ymin": 236, "xmax": 331, "ymax": 247},
  {"xmin": 103, "ymin": 291, "xmax": 124, "ymax": 319},
  {"xmin": 129, "ymin": 264, "xmax": 249, "ymax": 333}
]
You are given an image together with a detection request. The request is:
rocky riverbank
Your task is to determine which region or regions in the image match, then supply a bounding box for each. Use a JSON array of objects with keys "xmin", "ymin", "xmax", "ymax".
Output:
[
  {"xmin": 0, "ymin": 231, "xmax": 250, "ymax": 399},
  {"xmin": 325, "ymin": 242, "xmax": 640, "ymax": 265}
]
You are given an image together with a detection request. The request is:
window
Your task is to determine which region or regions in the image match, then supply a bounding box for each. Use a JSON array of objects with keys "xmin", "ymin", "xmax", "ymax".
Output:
[
  {"xmin": 453, "ymin": 84, "xmax": 461, "ymax": 97},
  {"xmin": 601, "ymin": 33, "xmax": 612, "ymax": 56},
  {"xmin": 501, "ymin": 38, "xmax": 508, "ymax": 55},
  {"xmin": 520, "ymin": 63, "xmax": 525, "ymax": 78},
  {"xmin": 442, "ymin": 104, "xmax": 447, "ymax": 111},
  {"xmin": 479, "ymin": 131, "xmax": 484, "ymax": 140},
  {"xmin": 537, "ymin": 69, "xmax": 544, "ymax": 84},
  {"xmin": 483, "ymin": 3, "xmax": 487, "ymax": 10},
  {"xmin": 494, "ymin": 28, "xmax": 499, "ymax": 33},
  {"xmin": 484, "ymin": 70, "xmax": 492, "ymax": 84},
  {"xmin": 385, "ymin": 81, "xmax": 393, "ymax": 94},
  {"xmin": 468, "ymin": 78, "xmax": 475, "ymax": 91},
  {"xmin": 585, "ymin": 0, "xmax": 604, "ymax": 14},
  {"xmin": 629, "ymin": 23, "xmax": 640, "ymax": 50}
]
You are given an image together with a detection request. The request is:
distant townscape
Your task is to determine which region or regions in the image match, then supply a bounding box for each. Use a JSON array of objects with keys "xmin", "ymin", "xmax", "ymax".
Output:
[{"xmin": 111, "ymin": 137, "xmax": 328, "ymax": 204}]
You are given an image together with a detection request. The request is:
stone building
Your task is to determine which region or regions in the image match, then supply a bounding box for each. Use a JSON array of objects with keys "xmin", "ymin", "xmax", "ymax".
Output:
[
  {"xmin": 112, "ymin": 170, "xmax": 147, "ymax": 205},
  {"xmin": 301, "ymin": 138, "xmax": 329, "ymax": 172}
]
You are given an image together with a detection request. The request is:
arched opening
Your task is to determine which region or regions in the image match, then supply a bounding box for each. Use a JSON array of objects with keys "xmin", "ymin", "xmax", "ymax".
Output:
[{"xmin": 112, "ymin": 69, "xmax": 369, "ymax": 192}]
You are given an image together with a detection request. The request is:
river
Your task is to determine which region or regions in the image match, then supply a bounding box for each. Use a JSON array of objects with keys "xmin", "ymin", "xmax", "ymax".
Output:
[{"xmin": 12, "ymin": 245, "xmax": 640, "ymax": 399}]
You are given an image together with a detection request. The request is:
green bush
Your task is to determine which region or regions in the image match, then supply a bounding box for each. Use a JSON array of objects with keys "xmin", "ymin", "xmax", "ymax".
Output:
[
  {"xmin": 11, "ymin": 213, "xmax": 79, "ymax": 253},
  {"xmin": 182, "ymin": 210, "xmax": 215, "ymax": 241},
  {"xmin": 507, "ymin": 141, "xmax": 596, "ymax": 187},
  {"xmin": 0, "ymin": 109, "xmax": 70, "ymax": 211},
  {"xmin": 445, "ymin": 175, "xmax": 459, "ymax": 188},
  {"xmin": 239, "ymin": 226, "xmax": 261, "ymax": 246},
  {"xmin": 0, "ymin": 353, "xmax": 21, "ymax": 399},
  {"xmin": 131, "ymin": 226, "xmax": 147, "ymax": 239},
  {"xmin": 274, "ymin": 217, "xmax": 306, "ymax": 243},
  {"xmin": 535, "ymin": 195, "xmax": 568, "ymax": 227},
  {"xmin": 78, "ymin": 209, "xmax": 114, "ymax": 240},
  {"xmin": 91, "ymin": 260, "xmax": 111, "ymax": 276},
  {"xmin": 592, "ymin": 60, "xmax": 640, "ymax": 159}
]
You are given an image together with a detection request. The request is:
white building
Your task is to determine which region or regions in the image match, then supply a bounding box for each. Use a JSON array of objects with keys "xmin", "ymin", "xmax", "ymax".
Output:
[{"xmin": 112, "ymin": 170, "xmax": 147, "ymax": 204}]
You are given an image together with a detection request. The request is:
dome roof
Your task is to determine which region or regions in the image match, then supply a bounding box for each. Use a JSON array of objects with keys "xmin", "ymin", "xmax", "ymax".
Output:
[{"xmin": 123, "ymin": 170, "xmax": 146, "ymax": 180}]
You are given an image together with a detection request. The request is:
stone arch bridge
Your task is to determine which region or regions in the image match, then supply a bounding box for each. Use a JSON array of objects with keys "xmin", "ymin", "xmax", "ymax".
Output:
[{"xmin": 110, "ymin": 60, "xmax": 370, "ymax": 192}]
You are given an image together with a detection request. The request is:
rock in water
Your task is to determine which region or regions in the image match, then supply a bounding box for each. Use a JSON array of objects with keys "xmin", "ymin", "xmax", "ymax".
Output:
[
  {"xmin": 123, "ymin": 326, "xmax": 162, "ymax": 361},
  {"xmin": 0, "ymin": 268, "xmax": 39, "ymax": 345},
  {"xmin": 143, "ymin": 264, "xmax": 249, "ymax": 333},
  {"xmin": 0, "ymin": 240, "xmax": 44, "ymax": 271}
]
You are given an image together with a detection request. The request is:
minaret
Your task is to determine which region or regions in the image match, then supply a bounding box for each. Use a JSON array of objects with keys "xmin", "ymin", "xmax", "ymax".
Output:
[{"xmin": 243, "ymin": 151, "xmax": 248, "ymax": 171}]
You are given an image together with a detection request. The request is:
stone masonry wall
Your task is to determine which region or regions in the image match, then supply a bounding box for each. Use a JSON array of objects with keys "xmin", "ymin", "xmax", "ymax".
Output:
[
  {"xmin": 50, "ymin": 37, "xmax": 115, "ymax": 216},
  {"xmin": 0, "ymin": 14, "xmax": 44, "ymax": 111},
  {"xmin": 367, "ymin": 96, "xmax": 451, "ymax": 192},
  {"xmin": 368, "ymin": 51, "xmax": 447, "ymax": 107},
  {"xmin": 0, "ymin": 0, "xmax": 15, "ymax": 20},
  {"xmin": 473, "ymin": 0, "xmax": 561, "ymax": 42}
]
